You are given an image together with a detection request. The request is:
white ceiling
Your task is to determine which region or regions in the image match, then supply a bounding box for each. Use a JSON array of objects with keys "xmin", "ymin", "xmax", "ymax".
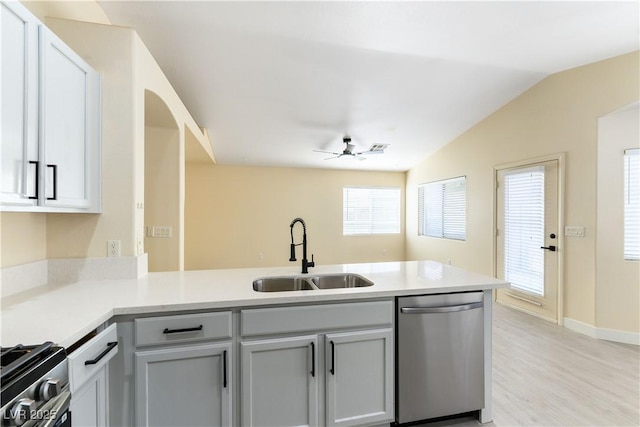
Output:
[{"xmin": 98, "ymin": 1, "xmax": 639, "ymax": 171}]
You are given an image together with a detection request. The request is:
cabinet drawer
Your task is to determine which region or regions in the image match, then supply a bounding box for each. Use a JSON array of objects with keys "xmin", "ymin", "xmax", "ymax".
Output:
[
  {"xmin": 68, "ymin": 323, "xmax": 118, "ymax": 393},
  {"xmin": 135, "ymin": 311, "xmax": 232, "ymax": 347},
  {"xmin": 241, "ymin": 301, "xmax": 393, "ymax": 337}
]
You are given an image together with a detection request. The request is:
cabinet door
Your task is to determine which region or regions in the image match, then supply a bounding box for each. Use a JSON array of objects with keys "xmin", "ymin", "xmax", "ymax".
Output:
[
  {"xmin": 241, "ymin": 336, "xmax": 318, "ymax": 427},
  {"xmin": 39, "ymin": 27, "xmax": 100, "ymax": 209},
  {"xmin": 1, "ymin": 1, "xmax": 39, "ymax": 207},
  {"xmin": 135, "ymin": 343, "xmax": 231, "ymax": 427},
  {"xmin": 70, "ymin": 368, "xmax": 108, "ymax": 427},
  {"xmin": 325, "ymin": 329, "xmax": 394, "ymax": 427}
]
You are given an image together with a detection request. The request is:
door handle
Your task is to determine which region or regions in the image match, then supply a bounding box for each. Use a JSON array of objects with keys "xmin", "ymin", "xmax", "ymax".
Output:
[
  {"xmin": 222, "ymin": 350, "xmax": 227, "ymax": 388},
  {"xmin": 28, "ymin": 161, "xmax": 39, "ymax": 199},
  {"xmin": 310, "ymin": 342, "xmax": 315, "ymax": 377},
  {"xmin": 46, "ymin": 164, "xmax": 57, "ymax": 200},
  {"xmin": 329, "ymin": 341, "xmax": 335, "ymax": 375},
  {"xmin": 540, "ymin": 245, "xmax": 556, "ymax": 252}
]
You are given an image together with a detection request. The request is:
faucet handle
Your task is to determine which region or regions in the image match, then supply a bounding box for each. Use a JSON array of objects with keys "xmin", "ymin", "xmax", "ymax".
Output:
[{"xmin": 308, "ymin": 254, "xmax": 315, "ymax": 268}]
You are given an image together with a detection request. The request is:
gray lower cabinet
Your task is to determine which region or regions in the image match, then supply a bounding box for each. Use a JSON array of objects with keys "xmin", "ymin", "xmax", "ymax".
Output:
[
  {"xmin": 241, "ymin": 336, "xmax": 319, "ymax": 427},
  {"xmin": 240, "ymin": 301, "xmax": 394, "ymax": 427},
  {"xmin": 325, "ymin": 329, "xmax": 394, "ymax": 427},
  {"xmin": 71, "ymin": 369, "xmax": 108, "ymax": 426},
  {"xmin": 68, "ymin": 324, "xmax": 118, "ymax": 427},
  {"xmin": 135, "ymin": 343, "xmax": 232, "ymax": 427}
]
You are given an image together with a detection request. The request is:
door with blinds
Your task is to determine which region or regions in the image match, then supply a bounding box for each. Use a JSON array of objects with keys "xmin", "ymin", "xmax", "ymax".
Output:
[{"xmin": 496, "ymin": 160, "xmax": 559, "ymax": 322}]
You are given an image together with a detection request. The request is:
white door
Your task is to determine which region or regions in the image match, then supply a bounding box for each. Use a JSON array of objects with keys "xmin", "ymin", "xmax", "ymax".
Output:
[
  {"xmin": 496, "ymin": 160, "xmax": 559, "ymax": 322},
  {"xmin": 241, "ymin": 336, "xmax": 318, "ymax": 427},
  {"xmin": 325, "ymin": 329, "xmax": 394, "ymax": 427},
  {"xmin": 1, "ymin": 1, "xmax": 39, "ymax": 207}
]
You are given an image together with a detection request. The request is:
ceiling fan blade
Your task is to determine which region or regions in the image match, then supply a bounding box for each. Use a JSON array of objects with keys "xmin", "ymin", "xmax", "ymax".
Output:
[
  {"xmin": 324, "ymin": 155, "xmax": 341, "ymax": 160},
  {"xmin": 356, "ymin": 150, "xmax": 384, "ymax": 156},
  {"xmin": 313, "ymin": 149, "xmax": 340, "ymax": 155},
  {"xmin": 355, "ymin": 155, "xmax": 367, "ymax": 161}
]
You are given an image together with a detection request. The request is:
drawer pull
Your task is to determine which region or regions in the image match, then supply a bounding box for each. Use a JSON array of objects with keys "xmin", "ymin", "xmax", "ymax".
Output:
[
  {"xmin": 84, "ymin": 341, "xmax": 117, "ymax": 366},
  {"xmin": 162, "ymin": 325, "xmax": 203, "ymax": 334}
]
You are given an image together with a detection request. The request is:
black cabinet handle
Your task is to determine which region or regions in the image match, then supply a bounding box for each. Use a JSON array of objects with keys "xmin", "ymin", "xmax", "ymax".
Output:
[
  {"xmin": 310, "ymin": 342, "xmax": 315, "ymax": 377},
  {"xmin": 162, "ymin": 325, "xmax": 203, "ymax": 334},
  {"xmin": 540, "ymin": 245, "xmax": 556, "ymax": 252},
  {"xmin": 46, "ymin": 164, "xmax": 57, "ymax": 200},
  {"xmin": 28, "ymin": 161, "xmax": 39, "ymax": 199},
  {"xmin": 223, "ymin": 350, "xmax": 228, "ymax": 388},
  {"xmin": 329, "ymin": 341, "xmax": 335, "ymax": 375},
  {"xmin": 84, "ymin": 341, "xmax": 117, "ymax": 366}
]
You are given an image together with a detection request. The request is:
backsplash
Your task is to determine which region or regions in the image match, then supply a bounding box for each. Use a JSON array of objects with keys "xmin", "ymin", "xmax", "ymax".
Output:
[{"xmin": 1, "ymin": 254, "xmax": 148, "ymax": 298}]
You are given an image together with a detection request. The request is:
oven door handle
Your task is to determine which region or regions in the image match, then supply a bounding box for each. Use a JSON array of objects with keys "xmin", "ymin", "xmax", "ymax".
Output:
[{"xmin": 37, "ymin": 390, "xmax": 71, "ymax": 427}]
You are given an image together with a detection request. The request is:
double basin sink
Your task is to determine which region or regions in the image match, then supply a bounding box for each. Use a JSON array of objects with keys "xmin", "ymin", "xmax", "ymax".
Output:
[{"xmin": 253, "ymin": 273, "xmax": 373, "ymax": 292}]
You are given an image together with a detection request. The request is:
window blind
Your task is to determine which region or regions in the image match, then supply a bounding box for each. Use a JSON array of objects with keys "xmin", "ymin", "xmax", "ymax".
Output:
[
  {"xmin": 624, "ymin": 149, "xmax": 639, "ymax": 261},
  {"xmin": 343, "ymin": 187, "xmax": 401, "ymax": 235},
  {"xmin": 503, "ymin": 166, "xmax": 545, "ymax": 296},
  {"xmin": 418, "ymin": 176, "xmax": 466, "ymax": 240}
]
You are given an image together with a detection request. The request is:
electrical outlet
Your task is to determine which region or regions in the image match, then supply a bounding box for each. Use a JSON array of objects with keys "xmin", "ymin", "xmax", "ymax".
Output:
[
  {"xmin": 137, "ymin": 239, "xmax": 144, "ymax": 255},
  {"xmin": 108, "ymin": 240, "xmax": 121, "ymax": 257}
]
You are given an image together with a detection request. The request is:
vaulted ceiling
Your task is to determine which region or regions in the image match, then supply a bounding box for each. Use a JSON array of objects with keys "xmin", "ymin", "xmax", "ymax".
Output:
[{"xmin": 98, "ymin": 1, "xmax": 639, "ymax": 171}]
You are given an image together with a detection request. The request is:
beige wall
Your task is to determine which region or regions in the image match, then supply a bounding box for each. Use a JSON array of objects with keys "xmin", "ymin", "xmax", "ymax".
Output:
[
  {"xmin": 185, "ymin": 165, "xmax": 405, "ymax": 270},
  {"xmin": 406, "ymin": 52, "xmax": 639, "ymax": 331},
  {"xmin": 145, "ymin": 126, "xmax": 181, "ymax": 272},
  {"xmin": 596, "ymin": 104, "xmax": 639, "ymax": 332}
]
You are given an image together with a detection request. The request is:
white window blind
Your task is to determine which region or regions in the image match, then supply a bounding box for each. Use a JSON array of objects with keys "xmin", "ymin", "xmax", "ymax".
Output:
[
  {"xmin": 343, "ymin": 187, "xmax": 401, "ymax": 235},
  {"xmin": 418, "ymin": 176, "xmax": 466, "ymax": 240},
  {"xmin": 503, "ymin": 166, "xmax": 545, "ymax": 296},
  {"xmin": 624, "ymin": 148, "xmax": 640, "ymax": 261}
]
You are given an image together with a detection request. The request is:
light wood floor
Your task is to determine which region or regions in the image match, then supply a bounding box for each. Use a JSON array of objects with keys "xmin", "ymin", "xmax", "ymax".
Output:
[{"xmin": 420, "ymin": 303, "xmax": 640, "ymax": 427}]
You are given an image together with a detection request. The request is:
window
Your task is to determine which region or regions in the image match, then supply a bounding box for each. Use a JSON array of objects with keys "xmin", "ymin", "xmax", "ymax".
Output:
[
  {"xmin": 624, "ymin": 148, "xmax": 639, "ymax": 261},
  {"xmin": 343, "ymin": 187, "xmax": 401, "ymax": 235},
  {"xmin": 503, "ymin": 167, "xmax": 545, "ymax": 295},
  {"xmin": 418, "ymin": 176, "xmax": 466, "ymax": 240}
]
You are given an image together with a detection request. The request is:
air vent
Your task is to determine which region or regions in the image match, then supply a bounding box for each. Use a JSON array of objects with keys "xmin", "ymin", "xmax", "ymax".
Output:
[{"xmin": 368, "ymin": 144, "xmax": 388, "ymax": 152}]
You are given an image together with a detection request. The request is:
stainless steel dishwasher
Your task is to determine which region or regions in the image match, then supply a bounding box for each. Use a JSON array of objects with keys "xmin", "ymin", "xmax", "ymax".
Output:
[{"xmin": 396, "ymin": 292, "xmax": 485, "ymax": 424}]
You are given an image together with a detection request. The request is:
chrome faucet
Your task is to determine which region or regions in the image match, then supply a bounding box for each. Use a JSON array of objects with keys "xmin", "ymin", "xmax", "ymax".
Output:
[{"xmin": 289, "ymin": 217, "xmax": 315, "ymax": 274}]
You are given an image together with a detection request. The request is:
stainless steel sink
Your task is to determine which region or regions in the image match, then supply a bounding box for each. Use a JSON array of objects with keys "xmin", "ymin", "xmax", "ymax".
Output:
[
  {"xmin": 308, "ymin": 273, "xmax": 374, "ymax": 289},
  {"xmin": 252, "ymin": 277, "xmax": 315, "ymax": 292},
  {"xmin": 252, "ymin": 273, "xmax": 374, "ymax": 292}
]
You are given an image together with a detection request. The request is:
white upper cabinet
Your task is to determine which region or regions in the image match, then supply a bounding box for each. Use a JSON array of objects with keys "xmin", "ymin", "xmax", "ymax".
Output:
[
  {"xmin": 0, "ymin": 0, "xmax": 101, "ymax": 212},
  {"xmin": 1, "ymin": 1, "xmax": 39, "ymax": 207}
]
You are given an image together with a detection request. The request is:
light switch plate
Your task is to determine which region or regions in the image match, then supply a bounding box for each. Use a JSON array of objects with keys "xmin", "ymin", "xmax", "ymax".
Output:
[{"xmin": 564, "ymin": 226, "xmax": 585, "ymax": 237}]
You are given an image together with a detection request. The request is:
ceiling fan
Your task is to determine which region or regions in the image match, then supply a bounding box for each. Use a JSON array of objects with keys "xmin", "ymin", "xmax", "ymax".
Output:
[{"xmin": 313, "ymin": 136, "xmax": 387, "ymax": 160}]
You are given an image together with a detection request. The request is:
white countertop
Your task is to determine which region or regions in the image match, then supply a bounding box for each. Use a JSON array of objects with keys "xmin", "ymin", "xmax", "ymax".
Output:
[{"xmin": 1, "ymin": 260, "xmax": 508, "ymax": 348}]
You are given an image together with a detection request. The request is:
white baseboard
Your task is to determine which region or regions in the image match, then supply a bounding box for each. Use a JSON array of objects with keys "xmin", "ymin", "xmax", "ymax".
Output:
[
  {"xmin": 564, "ymin": 317, "xmax": 640, "ymax": 345},
  {"xmin": 1, "ymin": 254, "xmax": 149, "ymax": 297}
]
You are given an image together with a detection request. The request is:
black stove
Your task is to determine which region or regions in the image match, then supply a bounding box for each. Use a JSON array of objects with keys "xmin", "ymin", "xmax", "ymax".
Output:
[{"xmin": 0, "ymin": 343, "xmax": 70, "ymax": 427}]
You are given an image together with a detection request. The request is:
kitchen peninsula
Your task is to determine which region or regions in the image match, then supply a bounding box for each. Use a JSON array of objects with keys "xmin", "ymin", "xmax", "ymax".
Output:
[{"xmin": 1, "ymin": 260, "xmax": 508, "ymax": 426}]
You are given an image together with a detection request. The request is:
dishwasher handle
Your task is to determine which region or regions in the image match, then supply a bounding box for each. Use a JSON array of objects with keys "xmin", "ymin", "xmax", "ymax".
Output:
[{"xmin": 401, "ymin": 301, "xmax": 483, "ymax": 314}]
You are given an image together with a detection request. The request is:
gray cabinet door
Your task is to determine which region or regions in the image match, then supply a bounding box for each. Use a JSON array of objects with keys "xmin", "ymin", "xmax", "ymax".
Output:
[
  {"xmin": 135, "ymin": 343, "xmax": 231, "ymax": 427},
  {"xmin": 325, "ymin": 329, "xmax": 394, "ymax": 427},
  {"xmin": 70, "ymin": 369, "xmax": 108, "ymax": 427},
  {"xmin": 241, "ymin": 336, "xmax": 318, "ymax": 427}
]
